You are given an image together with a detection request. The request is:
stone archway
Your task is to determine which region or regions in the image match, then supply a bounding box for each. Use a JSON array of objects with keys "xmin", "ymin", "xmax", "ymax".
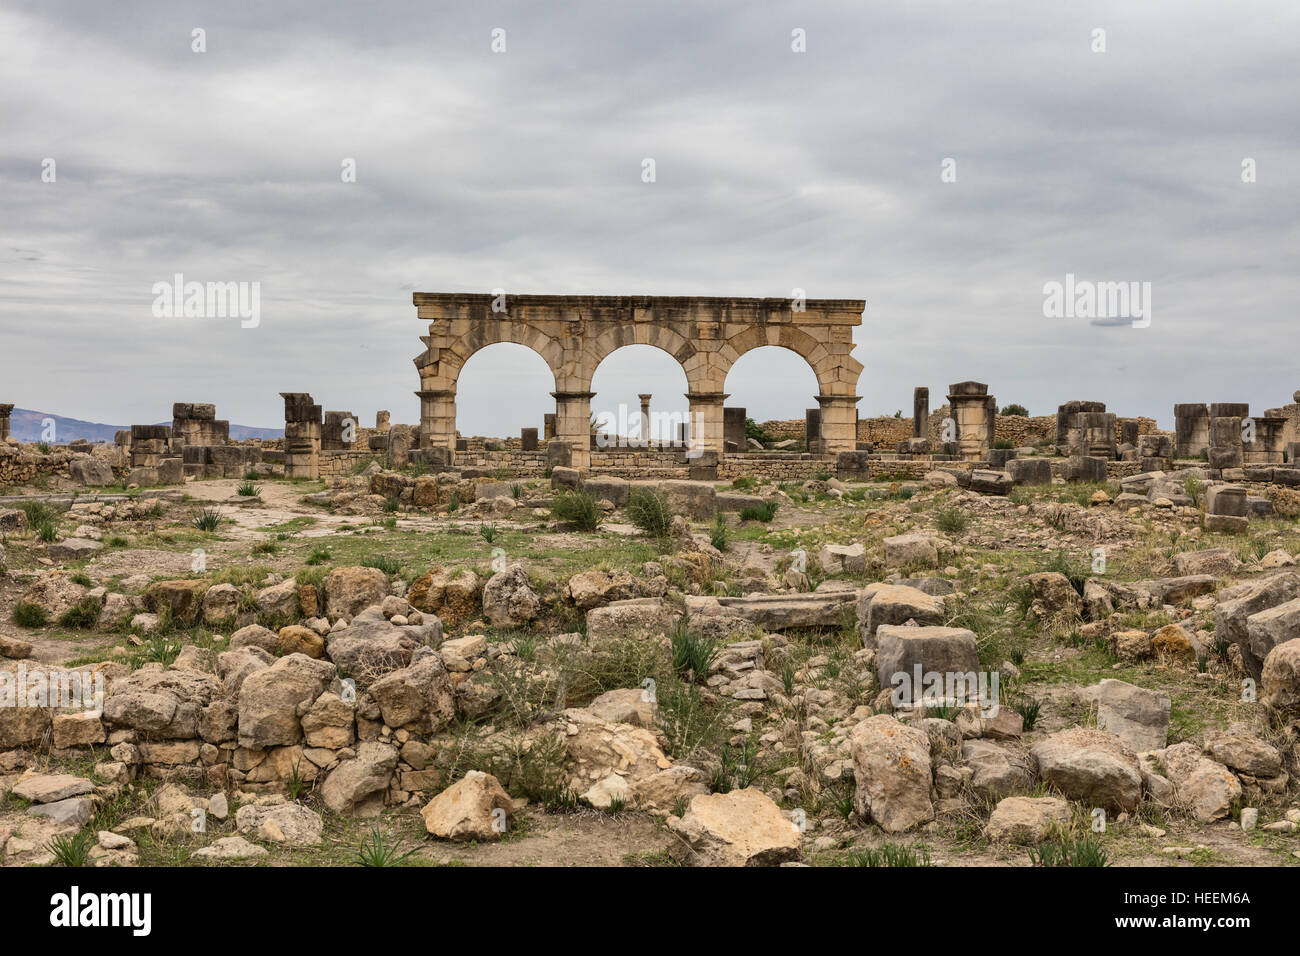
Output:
[{"xmin": 413, "ymin": 293, "xmax": 865, "ymax": 467}]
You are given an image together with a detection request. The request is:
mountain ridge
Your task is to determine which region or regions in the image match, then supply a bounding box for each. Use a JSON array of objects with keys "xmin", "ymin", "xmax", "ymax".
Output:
[{"xmin": 7, "ymin": 408, "xmax": 284, "ymax": 444}]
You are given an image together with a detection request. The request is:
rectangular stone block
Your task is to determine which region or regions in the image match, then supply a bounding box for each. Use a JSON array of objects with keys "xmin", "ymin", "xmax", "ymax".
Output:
[
  {"xmin": 1205, "ymin": 484, "xmax": 1248, "ymax": 517},
  {"xmin": 1064, "ymin": 456, "xmax": 1107, "ymax": 482},
  {"xmin": 689, "ymin": 450, "xmax": 719, "ymax": 481},
  {"xmin": 1006, "ymin": 458, "xmax": 1052, "ymax": 486},
  {"xmin": 836, "ymin": 451, "xmax": 873, "ymax": 480},
  {"xmin": 584, "ymin": 477, "xmax": 629, "ymax": 507}
]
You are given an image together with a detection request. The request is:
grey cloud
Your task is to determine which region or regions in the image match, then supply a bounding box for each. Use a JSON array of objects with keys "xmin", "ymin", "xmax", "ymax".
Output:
[{"xmin": 1, "ymin": 1, "xmax": 1297, "ymax": 433}]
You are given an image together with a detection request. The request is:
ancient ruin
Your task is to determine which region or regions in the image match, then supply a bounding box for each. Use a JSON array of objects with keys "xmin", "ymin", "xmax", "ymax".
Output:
[
  {"xmin": 3, "ymin": 295, "xmax": 1300, "ymax": 875},
  {"xmin": 411, "ymin": 293, "xmax": 865, "ymax": 469}
]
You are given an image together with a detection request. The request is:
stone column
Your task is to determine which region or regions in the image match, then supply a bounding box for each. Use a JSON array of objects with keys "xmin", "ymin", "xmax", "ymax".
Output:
[
  {"xmin": 0, "ymin": 404, "xmax": 12, "ymax": 442},
  {"xmin": 947, "ymin": 382, "xmax": 992, "ymax": 461},
  {"xmin": 552, "ymin": 390, "xmax": 594, "ymax": 470},
  {"xmin": 804, "ymin": 408, "xmax": 822, "ymax": 455},
  {"xmin": 1249, "ymin": 415, "xmax": 1287, "ymax": 464},
  {"xmin": 638, "ymin": 393, "xmax": 652, "ymax": 443},
  {"xmin": 386, "ymin": 424, "xmax": 413, "ymax": 469},
  {"xmin": 129, "ymin": 425, "xmax": 172, "ymax": 468},
  {"xmin": 686, "ymin": 391, "xmax": 727, "ymax": 457},
  {"xmin": 416, "ymin": 389, "xmax": 457, "ymax": 453},
  {"xmin": 322, "ymin": 411, "xmax": 355, "ymax": 451},
  {"xmin": 171, "ymin": 403, "xmax": 227, "ymax": 452},
  {"xmin": 1072, "ymin": 411, "xmax": 1117, "ymax": 459},
  {"xmin": 818, "ymin": 394, "xmax": 860, "ymax": 455},
  {"xmin": 375, "ymin": 410, "xmax": 391, "ymax": 436},
  {"xmin": 1209, "ymin": 403, "xmax": 1248, "ymax": 470},
  {"xmin": 1174, "ymin": 404, "xmax": 1210, "ymax": 459},
  {"xmin": 543, "ymin": 414, "xmax": 557, "ymax": 440},
  {"xmin": 1056, "ymin": 401, "xmax": 1106, "ymax": 453},
  {"xmin": 281, "ymin": 392, "xmax": 322, "ymax": 480},
  {"xmin": 912, "ymin": 388, "xmax": 929, "ymax": 438},
  {"xmin": 723, "ymin": 406, "xmax": 747, "ymax": 452}
]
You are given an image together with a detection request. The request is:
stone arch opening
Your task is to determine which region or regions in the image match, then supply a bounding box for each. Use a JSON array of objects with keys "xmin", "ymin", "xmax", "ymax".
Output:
[
  {"xmin": 453, "ymin": 342, "xmax": 557, "ymax": 444},
  {"xmin": 590, "ymin": 344, "xmax": 691, "ymax": 445},
  {"xmin": 723, "ymin": 345, "xmax": 822, "ymax": 449}
]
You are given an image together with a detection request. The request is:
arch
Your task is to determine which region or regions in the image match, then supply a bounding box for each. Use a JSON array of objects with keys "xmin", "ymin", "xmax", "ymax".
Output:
[
  {"xmin": 440, "ymin": 322, "xmax": 565, "ymax": 388},
  {"xmin": 590, "ymin": 344, "xmax": 692, "ymax": 443},
  {"xmin": 717, "ymin": 325, "xmax": 850, "ymax": 396},
  {"xmin": 576, "ymin": 323, "xmax": 705, "ymax": 393},
  {"xmin": 722, "ymin": 345, "xmax": 821, "ymax": 422},
  {"xmin": 454, "ymin": 342, "xmax": 557, "ymax": 439}
]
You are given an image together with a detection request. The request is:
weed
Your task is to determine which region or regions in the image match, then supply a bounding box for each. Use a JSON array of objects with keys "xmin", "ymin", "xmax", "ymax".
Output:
[
  {"xmin": 13, "ymin": 601, "xmax": 48, "ymax": 628},
  {"xmin": 625, "ymin": 487, "xmax": 674, "ymax": 538},
  {"xmin": 551, "ymin": 489, "xmax": 603, "ymax": 532},
  {"xmin": 354, "ymin": 825, "xmax": 420, "ymax": 867},
  {"xmin": 1028, "ymin": 837, "xmax": 1108, "ymax": 867},
  {"xmin": 191, "ymin": 509, "xmax": 222, "ymax": 532},
  {"xmin": 45, "ymin": 830, "xmax": 96, "ymax": 867},
  {"xmin": 739, "ymin": 501, "xmax": 778, "ymax": 523}
]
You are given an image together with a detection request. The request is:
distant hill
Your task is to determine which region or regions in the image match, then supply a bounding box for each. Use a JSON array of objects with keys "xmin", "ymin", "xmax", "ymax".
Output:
[{"xmin": 9, "ymin": 408, "xmax": 283, "ymax": 444}]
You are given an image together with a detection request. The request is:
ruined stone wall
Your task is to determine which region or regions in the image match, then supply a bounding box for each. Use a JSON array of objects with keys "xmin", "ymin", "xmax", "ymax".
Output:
[
  {"xmin": 0, "ymin": 446, "xmax": 77, "ymax": 488},
  {"xmin": 763, "ymin": 412, "xmax": 1156, "ymax": 450},
  {"xmin": 718, "ymin": 455, "xmax": 835, "ymax": 481},
  {"xmin": 455, "ymin": 450, "xmax": 549, "ymax": 474},
  {"xmin": 318, "ymin": 450, "xmax": 375, "ymax": 479}
]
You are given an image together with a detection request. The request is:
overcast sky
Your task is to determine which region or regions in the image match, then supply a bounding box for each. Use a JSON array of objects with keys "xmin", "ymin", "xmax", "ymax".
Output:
[{"xmin": 2, "ymin": 1, "xmax": 1297, "ymax": 435}]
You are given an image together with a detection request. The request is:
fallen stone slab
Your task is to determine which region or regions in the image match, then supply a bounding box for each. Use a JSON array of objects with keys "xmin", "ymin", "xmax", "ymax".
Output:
[
  {"xmin": 667, "ymin": 788, "xmax": 801, "ymax": 867},
  {"xmin": 856, "ymin": 584, "xmax": 945, "ymax": 647},
  {"xmin": 969, "ymin": 469, "xmax": 1012, "ymax": 495},
  {"xmin": 12, "ymin": 774, "xmax": 95, "ymax": 804},
  {"xmin": 1206, "ymin": 484, "xmax": 1248, "ymax": 517},
  {"xmin": 874, "ymin": 625, "xmax": 980, "ymax": 704},
  {"xmin": 1155, "ymin": 743, "xmax": 1241, "ymax": 823},
  {"xmin": 708, "ymin": 591, "xmax": 859, "ymax": 631},
  {"xmin": 586, "ymin": 598, "xmax": 680, "ymax": 642},
  {"xmin": 421, "ymin": 770, "xmax": 514, "ymax": 842},
  {"xmin": 818, "ymin": 543, "xmax": 866, "ymax": 575},
  {"xmin": 1262, "ymin": 638, "xmax": 1300, "ymax": 720},
  {"xmin": 716, "ymin": 492, "xmax": 767, "ymax": 513},
  {"xmin": 191, "ymin": 836, "xmax": 269, "ymax": 861},
  {"xmin": 1204, "ymin": 514, "xmax": 1248, "ymax": 534},
  {"xmin": 0, "ymin": 634, "xmax": 33, "ymax": 659},
  {"xmin": 882, "ymin": 533, "xmax": 939, "ymax": 569},
  {"xmin": 851, "ymin": 714, "xmax": 934, "ymax": 833},
  {"xmin": 28, "ymin": 797, "xmax": 94, "ymax": 826},
  {"xmin": 962, "ymin": 740, "xmax": 1034, "ymax": 801},
  {"xmin": 1006, "ymin": 459, "xmax": 1051, "ymax": 486},
  {"xmin": 234, "ymin": 803, "xmax": 324, "ymax": 846},
  {"xmin": 1088, "ymin": 679, "xmax": 1170, "ymax": 752},
  {"xmin": 47, "ymin": 538, "xmax": 103, "ymax": 562},
  {"xmin": 1203, "ymin": 723, "xmax": 1283, "ymax": 778},
  {"xmin": 1173, "ymin": 547, "xmax": 1240, "ymax": 578},
  {"xmin": 1030, "ymin": 728, "xmax": 1142, "ymax": 813},
  {"xmin": 985, "ymin": 796, "xmax": 1071, "ymax": 844},
  {"xmin": 1245, "ymin": 597, "xmax": 1300, "ymax": 687},
  {"xmin": 1214, "ymin": 572, "xmax": 1300, "ymax": 681}
]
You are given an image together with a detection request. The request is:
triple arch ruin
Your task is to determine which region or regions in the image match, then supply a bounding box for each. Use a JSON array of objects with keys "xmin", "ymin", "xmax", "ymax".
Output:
[{"xmin": 411, "ymin": 292, "xmax": 866, "ymax": 468}]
